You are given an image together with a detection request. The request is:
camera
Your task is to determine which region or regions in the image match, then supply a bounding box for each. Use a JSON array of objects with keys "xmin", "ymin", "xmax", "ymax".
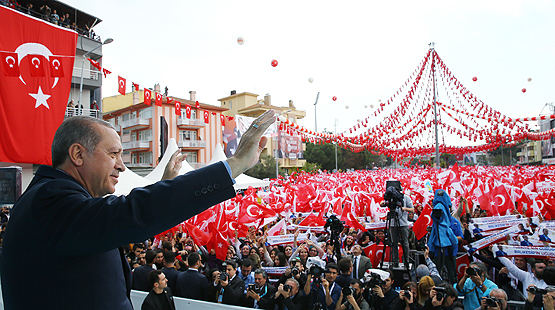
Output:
[
  {"xmin": 383, "ymin": 184, "xmax": 404, "ymax": 211},
  {"xmin": 248, "ymin": 284, "xmax": 261, "ymax": 293},
  {"xmin": 402, "ymin": 290, "xmax": 411, "ymax": 298},
  {"xmin": 528, "ymin": 286, "xmax": 548, "ymax": 295},
  {"xmin": 283, "ymin": 284, "xmax": 292, "ymax": 292},
  {"xmin": 291, "ymin": 267, "xmax": 300, "ymax": 277},
  {"xmin": 466, "ymin": 266, "xmax": 481, "ymax": 276},
  {"xmin": 325, "ymin": 214, "xmax": 344, "ymax": 234},
  {"xmin": 220, "ymin": 271, "xmax": 228, "ymax": 281},
  {"xmin": 433, "ymin": 287, "xmax": 445, "ymax": 300},
  {"xmin": 342, "ymin": 286, "xmax": 354, "ymax": 296},
  {"xmin": 364, "ymin": 272, "xmax": 385, "ymax": 288},
  {"xmin": 307, "ymin": 257, "xmax": 327, "ymax": 278},
  {"xmin": 485, "ymin": 297, "xmax": 500, "ymax": 307}
]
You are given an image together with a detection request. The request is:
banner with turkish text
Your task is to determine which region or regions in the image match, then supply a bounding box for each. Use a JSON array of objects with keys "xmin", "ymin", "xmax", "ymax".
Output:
[{"xmin": 0, "ymin": 6, "xmax": 77, "ymax": 164}]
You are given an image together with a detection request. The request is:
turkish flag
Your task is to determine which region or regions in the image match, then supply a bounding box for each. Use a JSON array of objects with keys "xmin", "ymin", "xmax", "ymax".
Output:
[
  {"xmin": 220, "ymin": 114, "xmax": 225, "ymax": 126},
  {"xmin": 456, "ymin": 254, "xmax": 470, "ymax": 280},
  {"xmin": 185, "ymin": 104, "xmax": 191, "ymax": 118},
  {"xmin": 87, "ymin": 58, "xmax": 102, "ymax": 71},
  {"xmin": 184, "ymin": 221, "xmax": 211, "ymax": 246},
  {"xmin": 195, "ymin": 101, "xmax": 200, "ymax": 109},
  {"xmin": 238, "ymin": 199, "xmax": 276, "ymax": 223},
  {"xmin": 490, "ymin": 185, "xmax": 514, "ymax": 216},
  {"xmin": 206, "ymin": 223, "xmax": 228, "ymax": 261},
  {"xmin": 0, "ymin": 7, "xmax": 77, "ymax": 164},
  {"xmin": 49, "ymin": 56, "xmax": 64, "ymax": 77},
  {"xmin": 102, "ymin": 68, "xmax": 111, "ymax": 78},
  {"xmin": 203, "ymin": 110, "xmax": 209, "ymax": 124},
  {"xmin": 1, "ymin": 51, "xmax": 19, "ymax": 76},
  {"xmin": 167, "ymin": 97, "xmax": 173, "ymax": 104},
  {"xmin": 298, "ymin": 213, "xmax": 326, "ymax": 227},
  {"xmin": 143, "ymin": 88, "xmax": 152, "ymax": 105},
  {"xmin": 175, "ymin": 101, "xmax": 181, "ymax": 115},
  {"xmin": 155, "ymin": 92, "xmax": 162, "ymax": 106},
  {"xmin": 28, "ymin": 55, "xmax": 46, "ymax": 77},
  {"xmin": 117, "ymin": 76, "xmax": 126, "ymax": 95},
  {"xmin": 132, "ymin": 82, "xmax": 139, "ymax": 91},
  {"xmin": 412, "ymin": 204, "xmax": 432, "ymax": 240}
]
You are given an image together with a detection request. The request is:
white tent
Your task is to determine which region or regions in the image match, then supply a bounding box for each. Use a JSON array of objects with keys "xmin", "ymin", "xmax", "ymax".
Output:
[
  {"xmin": 145, "ymin": 138, "xmax": 194, "ymax": 182},
  {"xmin": 113, "ymin": 166, "xmax": 154, "ymax": 196}
]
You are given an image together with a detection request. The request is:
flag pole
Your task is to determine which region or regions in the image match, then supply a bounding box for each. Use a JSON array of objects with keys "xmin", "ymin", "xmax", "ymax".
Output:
[{"xmin": 430, "ymin": 42, "xmax": 440, "ymax": 168}]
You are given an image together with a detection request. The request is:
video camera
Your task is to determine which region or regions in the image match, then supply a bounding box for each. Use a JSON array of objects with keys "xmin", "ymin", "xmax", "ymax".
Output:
[
  {"xmin": 384, "ymin": 181, "xmax": 404, "ymax": 210},
  {"xmin": 363, "ymin": 272, "xmax": 385, "ymax": 289},
  {"xmin": 485, "ymin": 297, "xmax": 500, "ymax": 307},
  {"xmin": 325, "ymin": 214, "xmax": 344, "ymax": 234},
  {"xmin": 248, "ymin": 284, "xmax": 261, "ymax": 294},
  {"xmin": 342, "ymin": 286, "xmax": 355, "ymax": 296},
  {"xmin": 307, "ymin": 257, "xmax": 328, "ymax": 278},
  {"xmin": 528, "ymin": 286, "xmax": 548, "ymax": 295},
  {"xmin": 220, "ymin": 262, "xmax": 229, "ymax": 281}
]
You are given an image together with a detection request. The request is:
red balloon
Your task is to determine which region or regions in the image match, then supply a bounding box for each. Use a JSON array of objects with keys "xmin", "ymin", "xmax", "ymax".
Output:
[
  {"xmin": 271, "ymin": 59, "xmax": 278, "ymax": 67},
  {"xmin": 522, "ymin": 88, "xmax": 526, "ymax": 93},
  {"xmin": 472, "ymin": 77, "xmax": 477, "ymax": 81},
  {"xmin": 332, "ymin": 96, "xmax": 337, "ymax": 101}
]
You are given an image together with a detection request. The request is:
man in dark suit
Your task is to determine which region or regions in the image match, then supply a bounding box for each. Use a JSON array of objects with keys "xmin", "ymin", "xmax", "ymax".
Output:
[
  {"xmin": 244, "ymin": 269, "xmax": 276, "ymax": 308},
  {"xmin": 0, "ymin": 111, "xmax": 276, "ymax": 309},
  {"xmin": 335, "ymin": 257, "xmax": 354, "ymax": 288},
  {"xmin": 133, "ymin": 250, "xmax": 157, "ymax": 292},
  {"xmin": 268, "ymin": 278, "xmax": 310, "ymax": 310},
  {"xmin": 175, "ymin": 252, "xmax": 209, "ymax": 300},
  {"xmin": 212, "ymin": 259, "xmax": 246, "ymax": 306},
  {"xmin": 350, "ymin": 245, "xmax": 372, "ymax": 280},
  {"xmin": 162, "ymin": 251, "xmax": 181, "ymax": 295},
  {"xmin": 141, "ymin": 270, "xmax": 175, "ymax": 310}
]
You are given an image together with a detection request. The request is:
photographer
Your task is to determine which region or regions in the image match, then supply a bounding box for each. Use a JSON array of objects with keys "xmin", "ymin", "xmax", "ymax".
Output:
[
  {"xmin": 336, "ymin": 279, "xmax": 370, "ymax": 310},
  {"xmin": 478, "ymin": 288, "xmax": 508, "ymax": 310},
  {"xmin": 269, "ymin": 278, "xmax": 310, "ymax": 310},
  {"xmin": 304, "ymin": 262, "xmax": 342, "ymax": 310},
  {"xmin": 423, "ymin": 283, "xmax": 462, "ymax": 310},
  {"xmin": 244, "ymin": 269, "xmax": 276, "ymax": 309},
  {"xmin": 392, "ymin": 282, "xmax": 419, "ymax": 310},
  {"xmin": 211, "ymin": 260, "xmax": 245, "ymax": 306},
  {"xmin": 360, "ymin": 270, "xmax": 391, "ymax": 310},
  {"xmin": 382, "ymin": 184, "xmax": 414, "ymax": 266},
  {"xmin": 278, "ymin": 257, "xmax": 307, "ymax": 289},
  {"xmin": 456, "ymin": 262, "xmax": 497, "ymax": 310},
  {"xmin": 524, "ymin": 285, "xmax": 555, "ymax": 310}
]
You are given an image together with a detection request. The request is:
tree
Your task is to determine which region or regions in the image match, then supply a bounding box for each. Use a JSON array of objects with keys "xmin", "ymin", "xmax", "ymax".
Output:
[{"xmin": 244, "ymin": 154, "xmax": 285, "ymax": 179}]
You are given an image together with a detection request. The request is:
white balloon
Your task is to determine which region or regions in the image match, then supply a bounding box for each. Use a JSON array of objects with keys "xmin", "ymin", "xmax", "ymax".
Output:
[
  {"xmin": 237, "ymin": 37, "xmax": 244, "ymax": 45},
  {"xmin": 308, "ymin": 77, "xmax": 314, "ymax": 83},
  {"xmin": 378, "ymin": 99, "xmax": 381, "ymax": 102},
  {"xmin": 370, "ymin": 104, "xmax": 374, "ymax": 109},
  {"xmin": 527, "ymin": 78, "xmax": 532, "ymax": 82},
  {"xmin": 364, "ymin": 105, "xmax": 368, "ymax": 108},
  {"xmin": 345, "ymin": 105, "xmax": 349, "ymax": 109}
]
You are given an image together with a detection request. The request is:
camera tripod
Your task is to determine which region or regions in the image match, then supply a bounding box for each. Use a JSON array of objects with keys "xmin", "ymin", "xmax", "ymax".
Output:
[{"xmin": 379, "ymin": 208, "xmax": 411, "ymax": 274}]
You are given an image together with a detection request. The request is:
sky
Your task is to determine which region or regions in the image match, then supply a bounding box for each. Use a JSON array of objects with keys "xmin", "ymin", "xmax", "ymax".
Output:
[{"xmin": 69, "ymin": 0, "xmax": 555, "ymax": 146}]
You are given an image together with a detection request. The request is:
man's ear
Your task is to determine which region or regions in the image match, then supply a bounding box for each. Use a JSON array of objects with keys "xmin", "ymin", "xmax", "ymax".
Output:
[{"xmin": 68, "ymin": 143, "xmax": 86, "ymax": 166}]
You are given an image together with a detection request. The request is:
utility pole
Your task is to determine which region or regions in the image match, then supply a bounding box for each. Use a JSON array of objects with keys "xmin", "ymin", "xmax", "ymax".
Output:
[
  {"xmin": 430, "ymin": 42, "xmax": 440, "ymax": 168},
  {"xmin": 334, "ymin": 118, "xmax": 338, "ymax": 172},
  {"xmin": 314, "ymin": 92, "xmax": 320, "ymax": 132}
]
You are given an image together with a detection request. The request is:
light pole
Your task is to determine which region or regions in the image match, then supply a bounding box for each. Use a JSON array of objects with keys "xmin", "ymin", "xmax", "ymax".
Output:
[
  {"xmin": 78, "ymin": 38, "xmax": 113, "ymax": 106},
  {"xmin": 314, "ymin": 92, "xmax": 320, "ymax": 132}
]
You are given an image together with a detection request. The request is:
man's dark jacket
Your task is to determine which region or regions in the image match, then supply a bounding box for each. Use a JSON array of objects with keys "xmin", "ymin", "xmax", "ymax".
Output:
[
  {"xmin": 133, "ymin": 264, "xmax": 156, "ymax": 292},
  {"xmin": 211, "ymin": 275, "xmax": 246, "ymax": 306},
  {"xmin": 0, "ymin": 163, "xmax": 235, "ymax": 310},
  {"xmin": 243, "ymin": 283, "xmax": 277, "ymax": 309},
  {"xmin": 175, "ymin": 269, "xmax": 210, "ymax": 301},
  {"xmin": 161, "ymin": 267, "xmax": 181, "ymax": 296},
  {"xmin": 141, "ymin": 287, "xmax": 176, "ymax": 310}
]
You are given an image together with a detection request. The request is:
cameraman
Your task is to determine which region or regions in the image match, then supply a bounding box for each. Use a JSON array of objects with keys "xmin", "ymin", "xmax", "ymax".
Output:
[
  {"xmin": 278, "ymin": 257, "xmax": 307, "ymax": 289},
  {"xmin": 524, "ymin": 285, "xmax": 555, "ymax": 310},
  {"xmin": 244, "ymin": 269, "xmax": 276, "ymax": 309},
  {"xmin": 336, "ymin": 279, "xmax": 370, "ymax": 310},
  {"xmin": 304, "ymin": 262, "xmax": 342, "ymax": 310},
  {"xmin": 456, "ymin": 262, "xmax": 497, "ymax": 310},
  {"xmin": 382, "ymin": 185, "xmax": 414, "ymax": 266},
  {"xmin": 211, "ymin": 259, "xmax": 245, "ymax": 306},
  {"xmin": 423, "ymin": 283, "xmax": 462, "ymax": 310},
  {"xmin": 478, "ymin": 288, "xmax": 508, "ymax": 310},
  {"xmin": 269, "ymin": 278, "xmax": 310, "ymax": 310}
]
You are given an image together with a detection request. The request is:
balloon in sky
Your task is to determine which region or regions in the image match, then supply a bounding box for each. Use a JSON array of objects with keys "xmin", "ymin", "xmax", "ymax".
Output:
[
  {"xmin": 522, "ymin": 88, "xmax": 527, "ymax": 93},
  {"xmin": 332, "ymin": 96, "xmax": 337, "ymax": 101},
  {"xmin": 370, "ymin": 104, "xmax": 374, "ymax": 109},
  {"xmin": 345, "ymin": 105, "xmax": 349, "ymax": 109},
  {"xmin": 364, "ymin": 105, "xmax": 368, "ymax": 108},
  {"xmin": 308, "ymin": 77, "xmax": 314, "ymax": 83},
  {"xmin": 378, "ymin": 99, "xmax": 381, "ymax": 102},
  {"xmin": 527, "ymin": 78, "xmax": 532, "ymax": 82},
  {"xmin": 472, "ymin": 77, "xmax": 477, "ymax": 81},
  {"xmin": 237, "ymin": 37, "xmax": 244, "ymax": 45},
  {"xmin": 271, "ymin": 59, "xmax": 278, "ymax": 67}
]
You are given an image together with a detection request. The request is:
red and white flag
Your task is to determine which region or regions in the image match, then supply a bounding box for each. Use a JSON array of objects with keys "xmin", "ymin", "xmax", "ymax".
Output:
[
  {"xmin": 412, "ymin": 204, "xmax": 432, "ymax": 240},
  {"xmin": 155, "ymin": 92, "xmax": 162, "ymax": 106},
  {"xmin": 267, "ymin": 218, "xmax": 287, "ymax": 236},
  {"xmin": 143, "ymin": 88, "xmax": 152, "ymax": 105},
  {"xmin": 175, "ymin": 101, "xmax": 181, "ymax": 115},
  {"xmin": 0, "ymin": 51, "xmax": 19, "ymax": 76},
  {"xmin": 49, "ymin": 56, "xmax": 64, "ymax": 77},
  {"xmin": 220, "ymin": 114, "xmax": 225, "ymax": 126},
  {"xmin": 185, "ymin": 104, "xmax": 191, "ymax": 119},
  {"xmin": 203, "ymin": 110, "xmax": 209, "ymax": 124},
  {"xmin": 195, "ymin": 101, "xmax": 200, "ymax": 109},
  {"xmin": 117, "ymin": 76, "xmax": 126, "ymax": 95},
  {"xmin": 0, "ymin": 7, "xmax": 77, "ymax": 164}
]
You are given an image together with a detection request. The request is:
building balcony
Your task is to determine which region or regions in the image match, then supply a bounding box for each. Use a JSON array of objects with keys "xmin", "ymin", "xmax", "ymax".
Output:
[
  {"xmin": 125, "ymin": 163, "xmax": 153, "ymax": 168},
  {"xmin": 177, "ymin": 118, "xmax": 205, "ymax": 128},
  {"xmin": 121, "ymin": 118, "xmax": 150, "ymax": 130},
  {"xmin": 178, "ymin": 140, "xmax": 206, "ymax": 149},
  {"xmin": 189, "ymin": 162, "xmax": 206, "ymax": 169},
  {"xmin": 122, "ymin": 140, "xmax": 151, "ymax": 151},
  {"xmin": 65, "ymin": 108, "xmax": 101, "ymax": 119}
]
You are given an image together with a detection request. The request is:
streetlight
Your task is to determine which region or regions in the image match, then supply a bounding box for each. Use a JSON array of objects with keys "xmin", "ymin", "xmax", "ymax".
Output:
[{"xmin": 78, "ymin": 38, "xmax": 114, "ymax": 107}]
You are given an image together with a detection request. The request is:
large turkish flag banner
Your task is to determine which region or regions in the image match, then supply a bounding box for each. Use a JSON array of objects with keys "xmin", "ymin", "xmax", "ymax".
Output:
[{"xmin": 0, "ymin": 7, "xmax": 77, "ymax": 165}]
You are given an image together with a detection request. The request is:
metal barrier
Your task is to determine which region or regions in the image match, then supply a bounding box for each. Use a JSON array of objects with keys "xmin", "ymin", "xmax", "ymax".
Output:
[{"xmin": 65, "ymin": 108, "xmax": 100, "ymax": 119}]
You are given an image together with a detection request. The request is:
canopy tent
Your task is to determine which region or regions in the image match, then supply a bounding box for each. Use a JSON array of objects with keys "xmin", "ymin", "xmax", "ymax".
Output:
[{"xmin": 144, "ymin": 138, "xmax": 194, "ymax": 182}]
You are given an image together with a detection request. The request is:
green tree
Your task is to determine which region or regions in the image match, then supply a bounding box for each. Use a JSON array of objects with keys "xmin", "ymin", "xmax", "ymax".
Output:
[{"xmin": 245, "ymin": 154, "xmax": 285, "ymax": 179}]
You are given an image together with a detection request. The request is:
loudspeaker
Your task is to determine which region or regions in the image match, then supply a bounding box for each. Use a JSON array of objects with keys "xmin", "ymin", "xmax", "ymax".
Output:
[
  {"xmin": 391, "ymin": 267, "xmax": 411, "ymax": 288},
  {"xmin": 0, "ymin": 167, "xmax": 22, "ymax": 204}
]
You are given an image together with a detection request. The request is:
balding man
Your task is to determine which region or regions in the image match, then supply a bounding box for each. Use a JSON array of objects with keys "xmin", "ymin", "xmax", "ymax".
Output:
[{"xmin": 0, "ymin": 111, "xmax": 275, "ymax": 310}]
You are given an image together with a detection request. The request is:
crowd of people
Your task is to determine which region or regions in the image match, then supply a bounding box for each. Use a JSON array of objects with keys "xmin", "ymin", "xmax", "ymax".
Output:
[
  {"xmin": 0, "ymin": 0, "xmax": 101, "ymax": 41},
  {"xmin": 111, "ymin": 185, "xmax": 555, "ymax": 310}
]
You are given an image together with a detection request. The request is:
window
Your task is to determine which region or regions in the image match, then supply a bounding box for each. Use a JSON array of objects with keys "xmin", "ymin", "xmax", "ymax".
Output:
[
  {"xmin": 191, "ymin": 109, "xmax": 197, "ymax": 120},
  {"xmin": 139, "ymin": 152, "xmax": 153, "ymax": 164},
  {"xmin": 122, "ymin": 129, "xmax": 130, "ymax": 135},
  {"xmin": 179, "ymin": 130, "xmax": 197, "ymax": 141},
  {"xmin": 131, "ymin": 153, "xmax": 137, "ymax": 164},
  {"xmin": 122, "ymin": 113, "xmax": 131, "ymax": 122},
  {"xmin": 229, "ymin": 100, "xmax": 232, "ymax": 109},
  {"xmin": 139, "ymin": 107, "xmax": 152, "ymax": 119},
  {"xmin": 184, "ymin": 151, "xmax": 197, "ymax": 163},
  {"xmin": 107, "ymin": 118, "xmax": 115, "ymax": 127},
  {"xmin": 131, "ymin": 132, "xmax": 137, "ymax": 141},
  {"xmin": 138, "ymin": 129, "xmax": 152, "ymax": 141}
]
